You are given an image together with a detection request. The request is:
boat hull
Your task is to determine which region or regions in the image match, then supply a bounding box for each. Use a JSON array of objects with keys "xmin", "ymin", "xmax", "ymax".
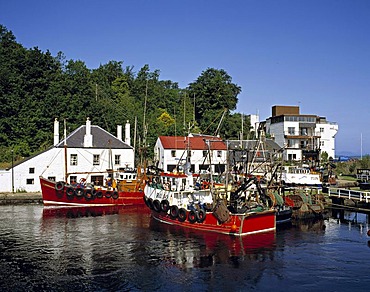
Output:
[
  {"xmin": 148, "ymin": 206, "xmax": 276, "ymax": 237},
  {"xmin": 40, "ymin": 177, "xmax": 145, "ymax": 207}
]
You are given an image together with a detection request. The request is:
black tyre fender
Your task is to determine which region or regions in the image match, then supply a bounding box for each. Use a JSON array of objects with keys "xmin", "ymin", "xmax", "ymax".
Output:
[
  {"xmin": 147, "ymin": 198, "xmax": 154, "ymax": 209},
  {"xmin": 96, "ymin": 191, "xmax": 103, "ymax": 198},
  {"xmin": 160, "ymin": 199, "xmax": 170, "ymax": 212},
  {"xmin": 84, "ymin": 188, "xmax": 93, "ymax": 200},
  {"xmin": 112, "ymin": 191, "xmax": 119, "ymax": 199},
  {"xmin": 105, "ymin": 191, "xmax": 112, "ymax": 199},
  {"xmin": 197, "ymin": 209, "xmax": 206, "ymax": 223},
  {"xmin": 66, "ymin": 187, "xmax": 74, "ymax": 198},
  {"xmin": 178, "ymin": 208, "xmax": 187, "ymax": 222},
  {"xmin": 75, "ymin": 187, "xmax": 84, "ymax": 197},
  {"xmin": 153, "ymin": 199, "xmax": 161, "ymax": 212},
  {"xmin": 55, "ymin": 181, "xmax": 64, "ymax": 191},
  {"xmin": 169, "ymin": 205, "xmax": 179, "ymax": 219},
  {"xmin": 188, "ymin": 210, "xmax": 197, "ymax": 223}
]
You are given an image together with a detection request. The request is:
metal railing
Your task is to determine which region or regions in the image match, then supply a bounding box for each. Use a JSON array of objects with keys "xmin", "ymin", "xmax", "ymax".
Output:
[{"xmin": 328, "ymin": 188, "xmax": 370, "ymax": 203}]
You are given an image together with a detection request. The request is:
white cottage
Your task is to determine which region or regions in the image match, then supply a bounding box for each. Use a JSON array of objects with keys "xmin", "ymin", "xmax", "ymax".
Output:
[
  {"xmin": 0, "ymin": 118, "xmax": 134, "ymax": 192},
  {"xmin": 154, "ymin": 134, "xmax": 227, "ymax": 174}
]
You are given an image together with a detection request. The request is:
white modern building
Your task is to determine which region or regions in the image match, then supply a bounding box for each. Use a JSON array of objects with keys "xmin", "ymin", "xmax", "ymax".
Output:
[
  {"xmin": 154, "ymin": 134, "xmax": 228, "ymax": 174},
  {"xmin": 0, "ymin": 118, "xmax": 134, "ymax": 193},
  {"xmin": 263, "ymin": 105, "xmax": 338, "ymax": 161}
]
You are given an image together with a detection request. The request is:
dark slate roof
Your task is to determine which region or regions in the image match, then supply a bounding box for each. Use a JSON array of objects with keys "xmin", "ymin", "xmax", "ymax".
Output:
[
  {"xmin": 227, "ymin": 139, "xmax": 281, "ymax": 152},
  {"xmin": 226, "ymin": 139, "xmax": 283, "ymax": 163},
  {"xmin": 56, "ymin": 125, "xmax": 132, "ymax": 149}
]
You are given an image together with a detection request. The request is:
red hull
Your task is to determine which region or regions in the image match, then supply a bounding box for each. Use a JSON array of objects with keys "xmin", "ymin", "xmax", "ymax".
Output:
[
  {"xmin": 149, "ymin": 208, "xmax": 276, "ymax": 237},
  {"xmin": 40, "ymin": 177, "xmax": 145, "ymax": 207}
]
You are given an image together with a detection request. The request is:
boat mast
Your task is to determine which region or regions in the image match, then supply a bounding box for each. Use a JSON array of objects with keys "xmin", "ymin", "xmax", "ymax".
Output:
[{"xmin": 64, "ymin": 119, "xmax": 68, "ymax": 182}]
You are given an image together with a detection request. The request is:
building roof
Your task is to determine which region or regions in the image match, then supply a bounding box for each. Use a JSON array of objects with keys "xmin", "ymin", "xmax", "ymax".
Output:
[
  {"xmin": 227, "ymin": 139, "xmax": 282, "ymax": 163},
  {"xmin": 227, "ymin": 139, "xmax": 281, "ymax": 152},
  {"xmin": 56, "ymin": 125, "xmax": 132, "ymax": 149},
  {"xmin": 159, "ymin": 136, "xmax": 227, "ymax": 150}
]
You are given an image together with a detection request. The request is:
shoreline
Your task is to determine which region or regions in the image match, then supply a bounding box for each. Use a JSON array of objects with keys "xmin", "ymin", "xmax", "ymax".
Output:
[{"xmin": 0, "ymin": 192, "xmax": 42, "ymax": 205}]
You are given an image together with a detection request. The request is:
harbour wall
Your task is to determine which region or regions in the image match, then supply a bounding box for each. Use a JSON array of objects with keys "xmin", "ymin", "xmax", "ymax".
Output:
[{"xmin": 0, "ymin": 192, "xmax": 42, "ymax": 205}]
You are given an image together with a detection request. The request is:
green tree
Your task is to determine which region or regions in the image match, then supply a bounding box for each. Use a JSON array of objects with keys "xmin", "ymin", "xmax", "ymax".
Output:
[{"xmin": 187, "ymin": 68, "xmax": 241, "ymax": 135}]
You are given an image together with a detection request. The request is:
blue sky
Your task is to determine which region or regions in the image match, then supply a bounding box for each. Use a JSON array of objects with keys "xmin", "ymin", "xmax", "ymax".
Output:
[{"xmin": 1, "ymin": 0, "xmax": 370, "ymax": 156}]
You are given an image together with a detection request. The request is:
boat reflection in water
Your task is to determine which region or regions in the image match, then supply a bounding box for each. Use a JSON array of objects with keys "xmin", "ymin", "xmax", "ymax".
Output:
[
  {"xmin": 42, "ymin": 205, "xmax": 150, "ymax": 219},
  {"xmin": 149, "ymin": 217, "xmax": 276, "ymax": 269}
]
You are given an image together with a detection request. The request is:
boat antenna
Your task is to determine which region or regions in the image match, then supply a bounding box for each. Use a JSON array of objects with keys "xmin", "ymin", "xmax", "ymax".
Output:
[
  {"xmin": 133, "ymin": 116, "xmax": 137, "ymax": 161},
  {"xmin": 143, "ymin": 79, "xmax": 148, "ymax": 147}
]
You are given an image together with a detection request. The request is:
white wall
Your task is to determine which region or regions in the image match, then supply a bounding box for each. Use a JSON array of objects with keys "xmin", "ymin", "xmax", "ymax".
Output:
[{"xmin": 317, "ymin": 122, "xmax": 338, "ymax": 159}]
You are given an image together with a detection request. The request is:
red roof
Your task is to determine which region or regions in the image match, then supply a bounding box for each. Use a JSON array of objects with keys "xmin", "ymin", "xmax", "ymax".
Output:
[{"xmin": 159, "ymin": 136, "xmax": 227, "ymax": 150}]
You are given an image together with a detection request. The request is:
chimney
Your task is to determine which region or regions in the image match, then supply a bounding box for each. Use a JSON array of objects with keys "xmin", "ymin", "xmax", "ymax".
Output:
[
  {"xmin": 54, "ymin": 118, "xmax": 59, "ymax": 145},
  {"xmin": 125, "ymin": 120, "xmax": 131, "ymax": 146},
  {"xmin": 84, "ymin": 117, "xmax": 93, "ymax": 147},
  {"xmin": 117, "ymin": 125, "xmax": 122, "ymax": 141}
]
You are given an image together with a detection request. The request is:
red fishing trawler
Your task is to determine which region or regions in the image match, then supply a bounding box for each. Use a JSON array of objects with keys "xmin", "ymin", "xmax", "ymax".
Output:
[
  {"xmin": 144, "ymin": 171, "xmax": 276, "ymax": 237},
  {"xmin": 40, "ymin": 167, "xmax": 147, "ymax": 207}
]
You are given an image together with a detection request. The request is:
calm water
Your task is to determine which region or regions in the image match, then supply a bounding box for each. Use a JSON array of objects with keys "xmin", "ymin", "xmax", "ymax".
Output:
[{"xmin": 1, "ymin": 204, "xmax": 370, "ymax": 292}]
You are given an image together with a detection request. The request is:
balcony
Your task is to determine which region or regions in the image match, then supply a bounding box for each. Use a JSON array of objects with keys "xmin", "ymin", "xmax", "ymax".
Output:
[{"xmin": 284, "ymin": 131, "xmax": 321, "ymax": 139}]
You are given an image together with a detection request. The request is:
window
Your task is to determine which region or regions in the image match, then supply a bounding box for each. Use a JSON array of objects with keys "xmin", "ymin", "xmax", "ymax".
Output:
[
  {"xmin": 26, "ymin": 178, "xmax": 34, "ymax": 185},
  {"xmin": 29, "ymin": 167, "xmax": 35, "ymax": 174},
  {"xmin": 300, "ymin": 141, "xmax": 308, "ymax": 149},
  {"xmin": 70, "ymin": 154, "xmax": 78, "ymax": 166},
  {"xmin": 115, "ymin": 155, "xmax": 121, "ymax": 165},
  {"xmin": 203, "ymin": 150, "xmax": 207, "ymax": 157},
  {"xmin": 91, "ymin": 175, "xmax": 103, "ymax": 186},
  {"xmin": 167, "ymin": 165, "xmax": 177, "ymax": 172},
  {"xmin": 320, "ymin": 128, "xmax": 324, "ymax": 133},
  {"xmin": 287, "ymin": 139, "xmax": 295, "ymax": 147},
  {"xmin": 301, "ymin": 128, "xmax": 308, "ymax": 136},
  {"xmin": 93, "ymin": 154, "xmax": 100, "ymax": 165},
  {"xmin": 217, "ymin": 151, "xmax": 222, "ymax": 158},
  {"xmin": 70, "ymin": 176, "xmax": 77, "ymax": 184},
  {"xmin": 321, "ymin": 141, "xmax": 325, "ymax": 147},
  {"xmin": 288, "ymin": 127, "xmax": 295, "ymax": 135},
  {"xmin": 47, "ymin": 176, "xmax": 56, "ymax": 182},
  {"xmin": 288, "ymin": 154, "xmax": 297, "ymax": 161},
  {"xmin": 171, "ymin": 150, "xmax": 176, "ymax": 157}
]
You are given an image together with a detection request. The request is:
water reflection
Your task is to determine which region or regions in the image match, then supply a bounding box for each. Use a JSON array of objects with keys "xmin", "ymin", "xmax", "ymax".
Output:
[
  {"xmin": 42, "ymin": 205, "xmax": 150, "ymax": 219},
  {"xmin": 1, "ymin": 205, "xmax": 370, "ymax": 291},
  {"xmin": 291, "ymin": 217, "xmax": 327, "ymax": 233},
  {"xmin": 149, "ymin": 218, "xmax": 276, "ymax": 268}
]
